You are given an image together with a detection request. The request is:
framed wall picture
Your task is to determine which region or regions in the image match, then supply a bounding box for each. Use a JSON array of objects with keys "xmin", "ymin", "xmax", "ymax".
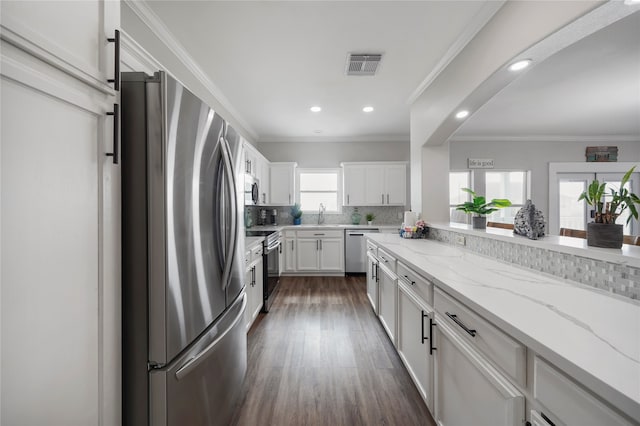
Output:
[{"xmin": 586, "ymin": 146, "xmax": 617, "ymax": 162}]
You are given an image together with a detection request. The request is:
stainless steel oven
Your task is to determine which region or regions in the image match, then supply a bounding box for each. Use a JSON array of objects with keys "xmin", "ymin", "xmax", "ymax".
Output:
[
  {"xmin": 262, "ymin": 232, "xmax": 282, "ymax": 312},
  {"xmin": 245, "ymin": 230, "xmax": 282, "ymax": 312}
]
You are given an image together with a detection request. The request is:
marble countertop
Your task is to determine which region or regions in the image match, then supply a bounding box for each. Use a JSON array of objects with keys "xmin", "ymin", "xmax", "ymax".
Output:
[
  {"xmin": 367, "ymin": 233, "xmax": 640, "ymax": 421},
  {"xmin": 428, "ymin": 222, "xmax": 640, "ymax": 268}
]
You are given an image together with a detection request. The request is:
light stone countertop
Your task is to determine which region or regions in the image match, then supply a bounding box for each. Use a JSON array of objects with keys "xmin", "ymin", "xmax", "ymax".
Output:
[{"xmin": 367, "ymin": 233, "xmax": 640, "ymax": 421}]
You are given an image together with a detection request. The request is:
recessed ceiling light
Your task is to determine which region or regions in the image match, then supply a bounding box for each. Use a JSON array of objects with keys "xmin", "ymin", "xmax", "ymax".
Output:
[
  {"xmin": 314, "ymin": 130, "xmax": 322, "ymax": 134},
  {"xmin": 310, "ymin": 106, "xmax": 322, "ymax": 112},
  {"xmin": 362, "ymin": 106, "xmax": 374, "ymax": 113},
  {"xmin": 624, "ymin": 0, "xmax": 640, "ymax": 5},
  {"xmin": 455, "ymin": 110, "xmax": 469, "ymax": 119},
  {"xmin": 508, "ymin": 59, "xmax": 532, "ymax": 72}
]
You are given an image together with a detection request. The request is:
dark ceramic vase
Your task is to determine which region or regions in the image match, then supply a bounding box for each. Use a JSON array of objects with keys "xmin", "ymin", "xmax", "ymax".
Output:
[
  {"xmin": 472, "ymin": 216, "xmax": 486, "ymax": 230},
  {"xmin": 587, "ymin": 222, "xmax": 623, "ymax": 248}
]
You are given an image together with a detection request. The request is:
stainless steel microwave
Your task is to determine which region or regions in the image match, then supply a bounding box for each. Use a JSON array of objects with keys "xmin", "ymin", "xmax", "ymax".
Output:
[{"xmin": 244, "ymin": 175, "xmax": 259, "ymax": 205}]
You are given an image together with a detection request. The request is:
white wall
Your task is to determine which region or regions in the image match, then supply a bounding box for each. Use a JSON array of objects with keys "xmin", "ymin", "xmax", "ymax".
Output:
[
  {"xmin": 257, "ymin": 141, "xmax": 409, "ymax": 167},
  {"xmin": 410, "ymin": 1, "xmax": 600, "ymax": 218},
  {"xmin": 121, "ymin": 2, "xmax": 256, "ymax": 143},
  {"xmin": 450, "ymin": 139, "xmax": 640, "ymax": 219}
]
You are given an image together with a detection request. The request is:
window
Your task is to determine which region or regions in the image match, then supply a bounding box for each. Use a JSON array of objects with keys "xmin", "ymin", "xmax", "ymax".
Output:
[
  {"xmin": 449, "ymin": 171, "xmax": 471, "ymax": 224},
  {"xmin": 297, "ymin": 168, "xmax": 342, "ymax": 213},
  {"xmin": 485, "ymin": 171, "xmax": 529, "ymax": 224}
]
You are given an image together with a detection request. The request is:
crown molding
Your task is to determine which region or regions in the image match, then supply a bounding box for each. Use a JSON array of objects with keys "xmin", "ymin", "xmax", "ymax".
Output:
[
  {"xmin": 258, "ymin": 135, "xmax": 409, "ymax": 144},
  {"xmin": 123, "ymin": 0, "xmax": 258, "ymax": 141},
  {"xmin": 449, "ymin": 134, "xmax": 640, "ymax": 143},
  {"xmin": 407, "ymin": 0, "xmax": 505, "ymax": 105}
]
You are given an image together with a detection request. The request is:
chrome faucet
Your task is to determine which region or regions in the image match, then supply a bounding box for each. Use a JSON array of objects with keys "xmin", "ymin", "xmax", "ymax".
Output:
[{"xmin": 318, "ymin": 203, "xmax": 326, "ymax": 225}]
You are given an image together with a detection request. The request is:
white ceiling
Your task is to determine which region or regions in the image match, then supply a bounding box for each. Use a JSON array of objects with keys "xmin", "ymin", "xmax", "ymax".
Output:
[
  {"xmin": 143, "ymin": 0, "xmax": 495, "ymax": 143},
  {"xmin": 453, "ymin": 10, "xmax": 640, "ymax": 142}
]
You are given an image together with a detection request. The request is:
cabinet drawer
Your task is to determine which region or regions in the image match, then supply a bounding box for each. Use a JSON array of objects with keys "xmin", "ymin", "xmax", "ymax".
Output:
[
  {"xmin": 296, "ymin": 230, "xmax": 343, "ymax": 238},
  {"xmin": 397, "ymin": 261, "xmax": 433, "ymax": 307},
  {"xmin": 366, "ymin": 240, "xmax": 378, "ymax": 257},
  {"xmin": 435, "ymin": 288, "xmax": 526, "ymax": 387},
  {"xmin": 284, "ymin": 230, "xmax": 296, "ymax": 238},
  {"xmin": 533, "ymin": 357, "xmax": 631, "ymax": 426},
  {"xmin": 251, "ymin": 245, "xmax": 263, "ymax": 260},
  {"xmin": 377, "ymin": 247, "xmax": 396, "ymax": 273}
]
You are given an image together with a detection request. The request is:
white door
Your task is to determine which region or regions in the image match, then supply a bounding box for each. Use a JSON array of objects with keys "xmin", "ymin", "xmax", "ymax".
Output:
[
  {"xmin": 434, "ymin": 319, "xmax": 525, "ymax": 426},
  {"xmin": 384, "ymin": 164, "xmax": 407, "ymax": 205},
  {"xmin": 296, "ymin": 238, "xmax": 319, "ymax": 271},
  {"xmin": 366, "ymin": 254, "xmax": 378, "ymax": 313},
  {"xmin": 343, "ymin": 165, "xmax": 367, "ymax": 206},
  {"xmin": 319, "ymin": 238, "xmax": 344, "ymax": 271},
  {"xmin": 556, "ymin": 172, "xmax": 639, "ymax": 235},
  {"xmin": 398, "ymin": 282, "xmax": 434, "ymax": 412},
  {"xmin": 377, "ymin": 264, "xmax": 397, "ymax": 346}
]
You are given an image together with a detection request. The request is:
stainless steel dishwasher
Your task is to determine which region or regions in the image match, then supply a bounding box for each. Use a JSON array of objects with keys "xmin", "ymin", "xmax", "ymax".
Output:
[{"xmin": 345, "ymin": 228, "xmax": 379, "ymax": 274}]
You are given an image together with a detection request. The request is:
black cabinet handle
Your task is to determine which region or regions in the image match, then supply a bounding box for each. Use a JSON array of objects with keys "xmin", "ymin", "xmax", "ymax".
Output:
[
  {"xmin": 107, "ymin": 29, "xmax": 120, "ymax": 91},
  {"xmin": 446, "ymin": 312, "xmax": 477, "ymax": 337},
  {"xmin": 404, "ymin": 274, "xmax": 415, "ymax": 285},
  {"xmin": 429, "ymin": 318, "xmax": 437, "ymax": 355},
  {"xmin": 421, "ymin": 310, "xmax": 428, "ymax": 344},
  {"xmin": 106, "ymin": 104, "xmax": 119, "ymax": 164}
]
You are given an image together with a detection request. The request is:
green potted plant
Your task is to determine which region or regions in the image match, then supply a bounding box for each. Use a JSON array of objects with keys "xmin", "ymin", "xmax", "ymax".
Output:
[
  {"xmin": 455, "ymin": 188, "xmax": 512, "ymax": 229},
  {"xmin": 578, "ymin": 166, "xmax": 639, "ymax": 248},
  {"xmin": 290, "ymin": 203, "xmax": 303, "ymax": 225},
  {"xmin": 365, "ymin": 213, "xmax": 375, "ymax": 225}
]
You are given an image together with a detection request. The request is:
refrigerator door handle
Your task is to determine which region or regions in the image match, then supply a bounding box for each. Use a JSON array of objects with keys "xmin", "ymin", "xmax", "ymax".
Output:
[
  {"xmin": 219, "ymin": 135, "xmax": 238, "ymax": 291},
  {"xmin": 175, "ymin": 293, "xmax": 246, "ymax": 380}
]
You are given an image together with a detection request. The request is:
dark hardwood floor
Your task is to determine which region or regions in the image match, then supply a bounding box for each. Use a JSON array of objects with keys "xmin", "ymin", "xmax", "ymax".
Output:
[{"xmin": 230, "ymin": 276, "xmax": 436, "ymax": 426}]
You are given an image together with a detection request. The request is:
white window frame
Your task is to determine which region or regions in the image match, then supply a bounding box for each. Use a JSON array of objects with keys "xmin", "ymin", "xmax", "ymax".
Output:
[
  {"xmin": 483, "ymin": 169, "xmax": 531, "ymax": 223},
  {"xmin": 295, "ymin": 168, "xmax": 343, "ymax": 214},
  {"xmin": 449, "ymin": 170, "xmax": 472, "ymax": 224},
  {"xmin": 549, "ymin": 162, "xmax": 638, "ymax": 235}
]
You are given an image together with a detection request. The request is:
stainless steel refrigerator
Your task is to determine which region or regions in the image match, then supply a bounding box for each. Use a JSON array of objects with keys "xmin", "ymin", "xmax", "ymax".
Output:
[{"xmin": 121, "ymin": 72, "xmax": 246, "ymax": 425}]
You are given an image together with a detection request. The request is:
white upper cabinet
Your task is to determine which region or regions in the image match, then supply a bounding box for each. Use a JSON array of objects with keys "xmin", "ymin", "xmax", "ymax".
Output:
[
  {"xmin": 270, "ymin": 162, "xmax": 296, "ymax": 206},
  {"xmin": 384, "ymin": 164, "xmax": 407, "ymax": 205},
  {"xmin": 242, "ymin": 142, "xmax": 270, "ymax": 204},
  {"xmin": 1, "ymin": 0, "xmax": 120, "ymax": 94},
  {"xmin": 343, "ymin": 165, "xmax": 367, "ymax": 206},
  {"xmin": 342, "ymin": 162, "xmax": 407, "ymax": 206}
]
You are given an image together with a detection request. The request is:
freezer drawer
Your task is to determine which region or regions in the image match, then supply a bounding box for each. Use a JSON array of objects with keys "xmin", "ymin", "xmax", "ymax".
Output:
[{"xmin": 150, "ymin": 293, "xmax": 247, "ymax": 426}]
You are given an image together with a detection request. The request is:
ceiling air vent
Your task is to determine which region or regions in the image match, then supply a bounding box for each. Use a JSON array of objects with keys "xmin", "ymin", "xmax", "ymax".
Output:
[{"xmin": 346, "ymin": 53, "xmax": 382, "ymax": 76}]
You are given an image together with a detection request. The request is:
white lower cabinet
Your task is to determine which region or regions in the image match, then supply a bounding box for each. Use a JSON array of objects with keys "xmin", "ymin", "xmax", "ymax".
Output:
[
  {"xmin": 377, "ymin": 263, "xmax": 397, "ymax": 346},
  {"xmin": 397, "ymin": 281, "xmax": 434, "ymax": 412},
  {"xmin": 533, "ymin": 357, "xmax": 633, "ymax": 426},
  {"xmin": 288, "ymin": 230, "xmax": 344, "ymax": 274},
  {"xmin": 318, "ymin": 237, "xmax": 344, "ymax": 271},
  {"xmin": 245, "ymin": 246, "xmax": 263, "ymax": 330},
  {"xmin": 366, "ymin": 253, "xmax": 379, "ymax": 313},
  {"xmin": 296, "ymin": 238, "xmax": 320, "ymax": 271},
  {"xmin": 284, "ymin": 237, "xmax": 296, "ymax": 272},
  {"xmin": 434, "ymin": 318, "xmax": 525, "ymax": 426}
]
